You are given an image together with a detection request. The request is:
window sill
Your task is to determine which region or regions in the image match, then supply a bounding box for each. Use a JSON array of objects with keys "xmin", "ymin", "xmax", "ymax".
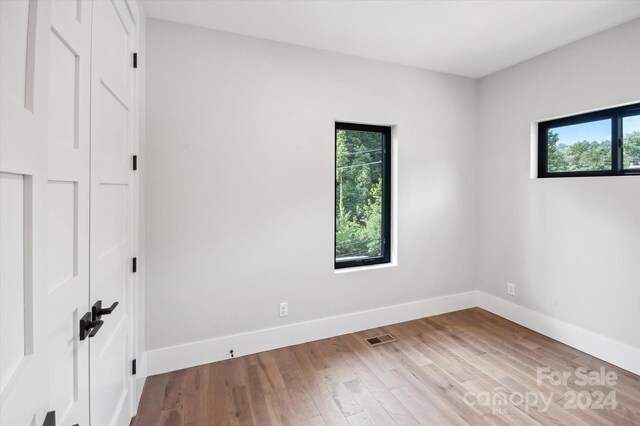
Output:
[{"xmin": 334, "ymin": 262, "xmax": 397, "ymax": 274}]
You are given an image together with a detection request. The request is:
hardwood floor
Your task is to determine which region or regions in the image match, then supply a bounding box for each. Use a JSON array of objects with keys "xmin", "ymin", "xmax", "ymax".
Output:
[{"xmin": 133, "ymin": 308, "xmax": 640, "ymax": 425}]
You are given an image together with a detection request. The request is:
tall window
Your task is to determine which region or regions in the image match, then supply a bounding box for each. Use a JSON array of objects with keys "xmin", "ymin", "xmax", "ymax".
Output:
[
  {"xmin": 335, "ymin": 122, "xmax": 391, "ymax": 269},
  {"xmin": 538, "ymin": 103, "xmax": 640, "ymax": 178}
]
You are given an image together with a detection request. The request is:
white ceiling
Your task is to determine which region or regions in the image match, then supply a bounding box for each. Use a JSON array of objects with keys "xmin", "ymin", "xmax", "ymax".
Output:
[{"xmin": 142, "ymin": 0, "xmax": 640, "ymax": 78}]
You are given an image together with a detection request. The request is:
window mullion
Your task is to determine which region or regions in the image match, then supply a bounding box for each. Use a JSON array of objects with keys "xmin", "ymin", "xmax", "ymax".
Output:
[{"xmin": 612, "ymin": 113, "xmax": 619, "ymax": 174}]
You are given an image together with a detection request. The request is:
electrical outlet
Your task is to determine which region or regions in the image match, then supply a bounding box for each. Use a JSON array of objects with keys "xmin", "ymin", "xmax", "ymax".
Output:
[
  {"xmin": 279, "ymin": 302, "xmax": 288, "ymax": 317},
  {"xmin": 507, "ymin": 282, "xmax": 516, "ymax": 296}
]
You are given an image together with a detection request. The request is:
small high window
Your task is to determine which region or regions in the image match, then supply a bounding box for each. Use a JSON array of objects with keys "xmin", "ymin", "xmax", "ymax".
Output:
[
  {"xmin": 335, "ymin": 122, "xmax": 391, "ymax": 269},
  {"xmin": 538, "ymin": 103, "xmax": 640, "ymax": 178}
]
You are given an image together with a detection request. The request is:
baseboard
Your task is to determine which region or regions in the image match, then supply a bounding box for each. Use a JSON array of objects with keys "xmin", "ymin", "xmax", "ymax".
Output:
[
  {"xmin": 477, "ymin": 291, "xmax": 640, "ymax": 376},
  {"xmin": 146, "ymin": 291, "xmax": 478, "ymax": 375}
]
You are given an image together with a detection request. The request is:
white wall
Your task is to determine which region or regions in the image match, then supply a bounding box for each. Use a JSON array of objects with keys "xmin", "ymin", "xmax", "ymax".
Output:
[
  {"xmin": 477, "ymin": 19, "xmax": 640, "ymax": 349},
  {"xmin": 145, "ymin": 19, "xmax": 478, "ymax": 358}
]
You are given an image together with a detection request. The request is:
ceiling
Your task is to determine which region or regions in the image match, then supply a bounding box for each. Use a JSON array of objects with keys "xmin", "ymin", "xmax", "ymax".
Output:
[{"xmin": 141, "ymin": 0, "xmax": 640, "ymax": 78}]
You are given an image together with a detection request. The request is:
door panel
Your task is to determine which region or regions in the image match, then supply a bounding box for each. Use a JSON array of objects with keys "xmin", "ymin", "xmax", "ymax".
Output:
[
  {"xmin": 0, "ymin": 0, "xmax": 49, "ymax": 424},
  {"xmin": 90, "ymin": 0, "xmax": 136, "ymax": 424},
  {"xmin": 0, "ymin": 173, "xmax": 29, "ymax": 390},
  {"xmin": 0, "ymin": 0, "xmax": 33, "ymax": 108},
  {"xmin": 46, "ymin": 0, "xmax": 92, "ymax": 424}
]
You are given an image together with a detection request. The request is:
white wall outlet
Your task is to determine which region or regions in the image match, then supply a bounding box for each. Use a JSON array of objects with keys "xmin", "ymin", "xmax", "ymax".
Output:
[
  {"xmin": 507, "ymin": 282, "xmax": 516, "ymax": 296},
  {"xmin": 279, "ymin": 302, "xmax": 288, "ymax": 317}
]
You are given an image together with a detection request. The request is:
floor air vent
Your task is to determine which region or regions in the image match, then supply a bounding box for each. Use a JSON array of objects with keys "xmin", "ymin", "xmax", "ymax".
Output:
[{"xmin": 365, "ymin": 334, "xmax": 396, "ymax": 346}]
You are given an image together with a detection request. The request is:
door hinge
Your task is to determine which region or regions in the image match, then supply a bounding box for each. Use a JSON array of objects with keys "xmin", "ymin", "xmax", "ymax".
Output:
[
  {"xmin": 132, "ymin": 359, "xmax": 137, "ymax": 375},
  {"xmin": 132, "ymin": 257, "xmax": 137, "ymax": 273},
  {"xmin": 132, "ymin": 155, "xmax": 138, "ymax": 170},
  {"xmin": 43, "ymin": 411, "xmax": 55, "ymax": 426},
  {"xmin": 133, "ymin": 52, "xmax": 138, "ymax": 69}
]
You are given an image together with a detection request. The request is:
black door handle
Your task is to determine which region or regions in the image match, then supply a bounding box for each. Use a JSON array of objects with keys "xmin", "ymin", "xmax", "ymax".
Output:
[
  {"xmin": 80, "ymin": 312, "xmax": 104, "ymax": 341},
  {"xmin": 92, "ymin": 300, "xmax": 119, "ymax": 321}
]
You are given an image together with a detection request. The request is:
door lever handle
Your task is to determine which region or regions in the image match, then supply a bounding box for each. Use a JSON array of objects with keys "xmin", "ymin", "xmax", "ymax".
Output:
[
  {"xmin": 88, "ymin": 321, "xmax": 104, "ymax": 338},
  {"xmin": 92, "ymin": 300, "xmax": 119, "ymax": 321},
  {"xmin": 80, "ymin": 312, "xmax": 104, "ymax": 341}
]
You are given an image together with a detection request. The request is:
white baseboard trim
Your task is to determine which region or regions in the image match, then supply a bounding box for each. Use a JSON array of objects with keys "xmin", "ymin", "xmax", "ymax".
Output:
[
  {"xmin": 477, "ymin": 291, "xmax": 640, "ymax": 376},
  {"xmin": 146, "ymin": 291, "xmax": 478, "ymax": 375}
]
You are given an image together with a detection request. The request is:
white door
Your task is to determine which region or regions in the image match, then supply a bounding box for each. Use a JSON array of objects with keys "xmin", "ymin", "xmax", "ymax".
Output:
[
  {"xmin": 2, "ymin": 0, "xmax": 140, "ymax": 424},
  {"xmin": 1, "ymin": 0, "xmax": 51, "ymax": 424},
  {"xmin": 46, "ymin": 0, "xmax": 92, "ymax": 425},
  {"xmin": 89, "ymin": 0, "xmax": 137, "ymax": 425}
]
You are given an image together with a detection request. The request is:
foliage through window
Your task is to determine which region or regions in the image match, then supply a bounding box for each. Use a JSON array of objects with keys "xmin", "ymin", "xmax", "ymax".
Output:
[
  {"xmin": 539, "ymin": 103, "xmax": 640, "ymax": 177},
  {"xmin": 335, "ymin": 123, "xmax": 391, "ymax": 269}
]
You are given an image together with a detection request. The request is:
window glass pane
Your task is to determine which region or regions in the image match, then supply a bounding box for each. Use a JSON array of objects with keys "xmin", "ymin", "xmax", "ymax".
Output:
[
  {"xmin": 547, "ymin": 119, "xmax": 612, "ymax": 173},
  {"xmin": 623, "ymin": 114, "xmax": 640, "ymax": 170},
  {"xmin": 336, "ymin": 129, "xmax": 384, "ymax": 262}
]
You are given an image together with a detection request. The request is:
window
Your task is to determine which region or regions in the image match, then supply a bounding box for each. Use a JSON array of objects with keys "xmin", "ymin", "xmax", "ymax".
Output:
[
  {"xmin": 335, "ymin": 122, "xmax": 391, "ymax": 269},
  {"xmin": 538, "ymin": 103, "xmax": 640, "ymax": 178}
]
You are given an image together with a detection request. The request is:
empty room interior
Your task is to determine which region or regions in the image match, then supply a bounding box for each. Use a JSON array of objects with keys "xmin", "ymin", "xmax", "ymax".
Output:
[{"xmin": 2, "ymin": 0, "xmax": 640, "ymax": 425}]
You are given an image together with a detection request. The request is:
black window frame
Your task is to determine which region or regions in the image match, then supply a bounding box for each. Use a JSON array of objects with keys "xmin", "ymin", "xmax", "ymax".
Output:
[
  {"xmin": 335, "ymin": 122, "xmax": 392, "ymax": 269},
  {"xmin": 538, "ymin": 102, "xmax": 640, "ymax": 178}
]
